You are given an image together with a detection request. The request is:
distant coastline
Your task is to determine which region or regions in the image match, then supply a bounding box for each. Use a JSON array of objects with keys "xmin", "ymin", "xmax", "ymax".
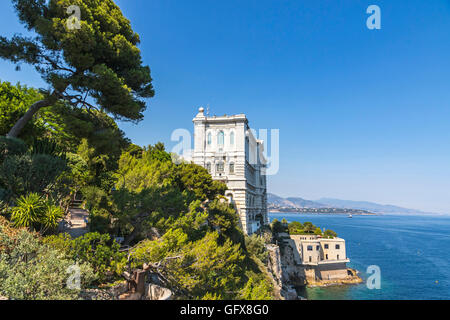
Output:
[
  {"xmin": 268, "ymin": 193, "xmax": 439, "ymax": 216},
  {"xmin": 269, "ymin": 208, "xmax": 377, "ymax": 215}
]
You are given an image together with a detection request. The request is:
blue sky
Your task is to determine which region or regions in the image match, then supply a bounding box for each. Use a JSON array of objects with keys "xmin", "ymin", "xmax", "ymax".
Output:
[{"xmin": 1, "ymin": 0, "xmax": 450, "ymax": 213}]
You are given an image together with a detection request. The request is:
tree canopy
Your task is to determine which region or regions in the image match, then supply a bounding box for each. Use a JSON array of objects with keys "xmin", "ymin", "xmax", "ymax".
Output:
[{"xmin": 0, "ymin": 0, "xmax": 154, "ymax": 137}]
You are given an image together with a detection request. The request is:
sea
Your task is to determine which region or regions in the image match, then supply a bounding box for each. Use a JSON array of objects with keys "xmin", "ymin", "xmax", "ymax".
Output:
[{"xmin": 269, "ymin": 212, "xmax": 450, "ymax": 300}]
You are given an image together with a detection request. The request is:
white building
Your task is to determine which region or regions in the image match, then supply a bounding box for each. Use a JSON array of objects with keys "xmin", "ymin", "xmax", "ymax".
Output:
[
  {"xmin": 289, "ymin": 234, "xmax": 351, "ymax": 281},
  {"xmin": 192, "ymin": 107, "xmax": 269, "ymax": 234}
]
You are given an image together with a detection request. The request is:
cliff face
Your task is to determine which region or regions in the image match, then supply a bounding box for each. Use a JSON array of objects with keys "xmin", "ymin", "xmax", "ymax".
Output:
[
  {"xmin": 266, "ymin": 244, "xmax": 283, "ymax": 288},
  {"xmin": 266, "ymin": 244, "xmax": 302, "ymax": 300}
]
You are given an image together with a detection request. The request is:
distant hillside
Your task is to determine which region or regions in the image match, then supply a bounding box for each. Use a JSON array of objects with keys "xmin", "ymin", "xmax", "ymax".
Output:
[
  {"xmin": 285, "ymin": 197, "xmax": 326, "ymax": 208},
  {"xmin": 317, "ymin": 198, "xmax": 433, "ymax": 215},
  {"xmin": 268, "ymin": 193, "xmax": 436, "ymax": 215},
  {"xmin": 267, "ymin": 193, "xmax": 325, "ymax": 208}
]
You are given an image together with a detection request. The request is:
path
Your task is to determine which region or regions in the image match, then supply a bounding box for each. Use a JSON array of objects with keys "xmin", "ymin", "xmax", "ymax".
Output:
[{"xmin": 64, "ymin": 207, "xmax": 89, "ymax": 238}]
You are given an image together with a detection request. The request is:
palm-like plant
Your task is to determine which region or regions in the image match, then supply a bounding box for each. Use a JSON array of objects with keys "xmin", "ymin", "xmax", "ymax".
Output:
[
  {"xmin": 11, "ymin": 193, "xmax": 63, "ymax": 233},
  {"xmin": 11, "ymin": 193, "xmax": 43, "ymax": 229},
  {"xmin": 40, "ymin": 202, "xmax": 64, "ymax": 232}
]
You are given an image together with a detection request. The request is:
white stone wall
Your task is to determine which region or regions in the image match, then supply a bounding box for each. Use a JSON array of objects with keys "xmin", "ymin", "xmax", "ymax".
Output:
[
  {"xmin": 290, "ymin": 235, "xmax": 349, "ymax": 265},
  {"xmin": 192, "ymin": 108, "xmax": 268, "ymax": 234}
]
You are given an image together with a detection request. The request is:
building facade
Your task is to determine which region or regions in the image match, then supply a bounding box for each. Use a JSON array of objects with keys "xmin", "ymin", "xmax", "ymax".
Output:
[
  {"xmin": 289, "ymin": 234, "xmax": 350, "ymax": 281},
  {"xmin": 192, "ymin": 107, "xmax": 268, "ymax": 234}
]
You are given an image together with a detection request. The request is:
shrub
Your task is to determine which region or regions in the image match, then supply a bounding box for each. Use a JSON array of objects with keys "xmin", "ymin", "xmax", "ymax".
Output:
[
  {"xmin": 239, "ymin": 275, "xmax": 273, "ymax": 300},
  {"xmin": 270, "ymin": 219, "xmax": 285, "ymax": 234},
  {"xmin": 0, "ymin": 222, "xmax": 95, "ymax": 300},
  {"xmin": 324, "ymin": 229, "xmax": 338, "ymax": 238},
  {"xmin": 11, "ymin": 193, "xmax": 63, "ymax": 234},
  {"xmin": 129, "ymin": 230, "xmax": 245, "ymax": 299},
  {"xmin": 288, "ymin": 221, "xmax": 303, "ymax": 234},
  {"xmin": 314, "ymin": 227, "xmax": 323, "ymax": 236},
  {"xmin": 245, "ymin": 234, "xmax": 268, "ymax": 264},
  {"xmin": 0, "ymin": 136, "xmax": 27, "ymax": 162},
  {"xmin": 43, "ymin": 232, "xmax": 126, "ymax": 283}
]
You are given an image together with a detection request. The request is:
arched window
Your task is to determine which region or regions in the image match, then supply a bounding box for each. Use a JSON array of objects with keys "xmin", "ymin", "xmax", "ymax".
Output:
[
  {"xmin": 229, "ymin": 163, "xmax": 235, "ymax": 174},
  {"xmin": 206, "ymin": 162, "xmax": 211, "ymax": 173},
  {"xmin": 216, "ymin": 161, "xmax": 224, "ymax": 173},
  {"xmin": 207, "ymin": 132, "xmax": 212, "ymax": 145},
  {"xmin": 217, "ymin": 131, "xmax": 224, "ymax": 146},
  {"xmin": 230, "ymin": 131, "xmax": 235, "ymax": 145}
]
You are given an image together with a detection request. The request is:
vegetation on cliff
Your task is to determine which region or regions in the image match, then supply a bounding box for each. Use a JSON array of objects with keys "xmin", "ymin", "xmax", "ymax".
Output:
[
  {"xmin": 0, "ymin": 0, "xmax": 276, "ymax": 300},
  {"xmin": 271, "ymin": 219, "xmax": 338, "ymax": 239}
]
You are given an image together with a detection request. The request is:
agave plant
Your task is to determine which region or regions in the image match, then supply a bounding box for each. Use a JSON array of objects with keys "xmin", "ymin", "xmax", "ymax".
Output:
[
  {"xmin": 11, "ymin": 193, "xmax": 64, "ymax": 233},
  {"xmin": 11, "ymin": 193, "xmax": 44, "ymax": 229},
  {"xmin": 40, "ymin": 202, "xmax": 64, "ymax": 232}
]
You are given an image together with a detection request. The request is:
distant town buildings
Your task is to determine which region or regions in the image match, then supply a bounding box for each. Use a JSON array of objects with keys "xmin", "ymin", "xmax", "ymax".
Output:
[{"xmin": 192, "ymin": 107, "xmax": 268, "ymax": 234}]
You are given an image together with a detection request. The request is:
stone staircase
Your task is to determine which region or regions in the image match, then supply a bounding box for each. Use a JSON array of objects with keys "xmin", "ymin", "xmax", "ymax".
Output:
[{"xmin": 64, "ymin": 197, "xmax": 89, "ymax": 238}]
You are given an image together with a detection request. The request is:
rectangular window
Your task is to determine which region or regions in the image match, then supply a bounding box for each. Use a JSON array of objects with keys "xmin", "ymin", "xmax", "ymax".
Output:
[
  {"xmin": 324, "ymin": 244, "xmax": 329, "ymax": 249},
  {"xmin": 229, "ymin": 163, "xmax": 235, "ymax": 174},
  {"xmin": 337, "ymin": 254, "xmax": 340, "ymax": 260},
  {"xmin": 335, "ymin": 244, "xmax": 340, "ymax": 250},
  {"xmin": 316, "ymin": 245, "xmax": 320, "ymax": 251},
  {"xmin": 216, "ymin": 162, "xmax": 224, "ymax": 173},
  {"xmin": 309, "ymin": 256, "xmax": 312, "ymax": 262},
  {"xmin": 326, "ymin": 254, "xmax": 328, "ymax": 260},
  {"xmin": 307, "ymin": 245, "xmax": 313, "ymax": 251}
]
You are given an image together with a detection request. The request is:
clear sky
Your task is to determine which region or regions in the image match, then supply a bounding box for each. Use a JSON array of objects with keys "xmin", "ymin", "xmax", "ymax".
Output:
[{"xmin": 1, "ymin": 0, "xmax": 450, "ymax": 213}]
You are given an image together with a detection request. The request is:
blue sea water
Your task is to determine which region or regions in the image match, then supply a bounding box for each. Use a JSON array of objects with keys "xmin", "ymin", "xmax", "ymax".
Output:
[{"xmin": 269, "ymin": 212, "xmax": 450, "ymax": 300}]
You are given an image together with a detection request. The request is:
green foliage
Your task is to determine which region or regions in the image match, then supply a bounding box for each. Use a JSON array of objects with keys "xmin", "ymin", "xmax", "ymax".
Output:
[
  {"xmin": 323, "ymin": 229, "xmax": 338, "ymax": 239},
  {"xmin": 0, "ymin": 136, "xmax": 69, "ymax": 206},
  {"xmin": 0, "ymin": 80, "xmax": 46, "ymax": 141},
  {"xmin": 0, "ymin": 79, "xmax": 129, "ymax": 192},
  {"xmin": 288, "ymin": 221, "xmax": 303, "ymax": 234},
  {"xmin": 239, "ymin": 275, "xmax": 273, "ymax": 300},
  {"xmin": 81, "ymin": 144, "xmax": 230, "ymax": 245},
  {"xmin": 314, "ymin": 227, "xmax": 323, "ymax": 236},
  {"xmin": 201, "ymin": 292, "xmax": 223, "ymax": 300},
  {"xmin": 46, "ymin": 108, "xmax": 131, "ymax": 189},
  {"xmin": 207, "ymin": 199, "xmax": 243, "ymax": 244},
  {"xmin": 43, "ymin": 232, "xmax": 126, "ymax": 283},
  {"xmin": 88, "ymin": 208, "xmax": 112, "ymax": 234},
  {"xmin": 245, "ymin": 234, "xmax": 268, "ymax": 264},
  {"xmin": 11, "ymin": 193, "xmax": 63, "ymax": 234},
  {"xmin": 0, "ymin": 136, "xmax": 27, "ymax": 162},
  {"xmin": 82, "ymin": 186, "xmax": 109, "ymax": 212},
  {"xmin": 303, "ymin": 222, "xmax": 315, "ymax": 233},
  {"xmin": 287, "ymin": 221, "xmax": 334, "ymax": 238},
  {"xmin": 130, "ymin": 230, "xmax": 245, "ymax": 299},
  {"xmin": 171, "ymin": 200, "xmax": 209, "ymax": 241},
  {"xmin": 63, "ymin": 152, "xmax": 90, "ymax": 191},
  {"xmin": 175, "ymin": 163, "xmax": 227, "ymax": 202},
  {"xmin": 0, "ymin": 0, "xmax": 154, "ymax": 135},
  {"xmin": 0, "ymin": 222, "xmax": 95, "ymax": 300},
  {"xmin": 270, "ymin": 218, "xmax": 285, "ymax": 234}
]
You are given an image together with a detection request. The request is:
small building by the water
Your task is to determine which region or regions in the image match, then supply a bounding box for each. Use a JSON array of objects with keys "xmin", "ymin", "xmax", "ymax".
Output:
[{"xmin": 289, "ymin": 234, "xmax": 351, "ymax": 282}]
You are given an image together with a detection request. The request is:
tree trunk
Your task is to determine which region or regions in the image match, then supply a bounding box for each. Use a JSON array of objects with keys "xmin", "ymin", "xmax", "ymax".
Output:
[{"xmin": 7, "ymin": 98, "xmax": 52, "ymax": 138}]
